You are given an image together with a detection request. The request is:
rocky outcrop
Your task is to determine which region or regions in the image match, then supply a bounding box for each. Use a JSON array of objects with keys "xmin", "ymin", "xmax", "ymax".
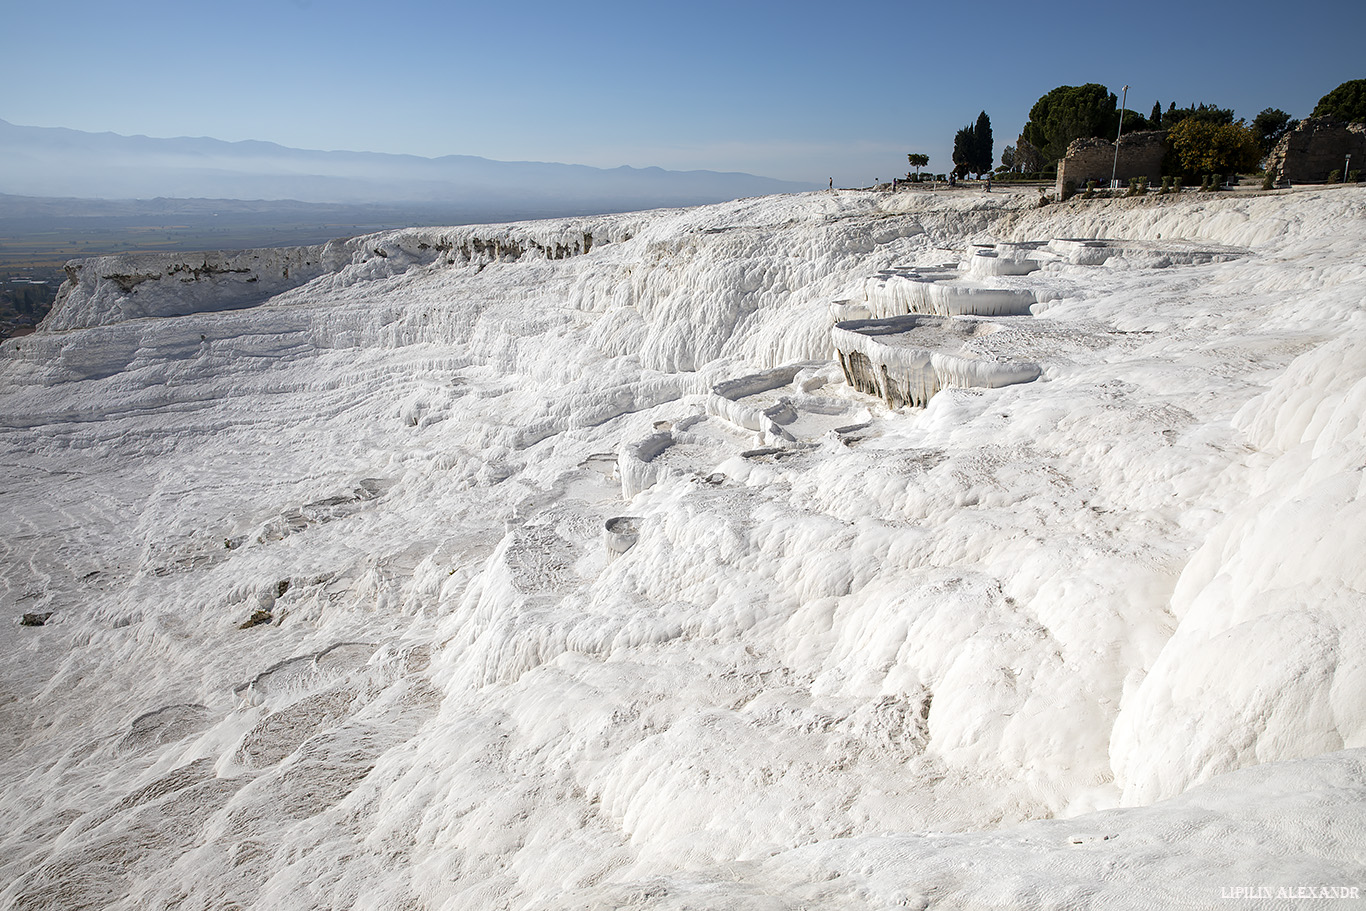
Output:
[
  {"xmin": 41, "ymin": 224, "xmax": 613, "ymax": 332},
  {"xmin": 1265, "ymin": 117, "xmax": 1366, "ymax": 182},
  {"xmin": 44, "ymin": 245, "xmax": 344, "ymax": 331}
]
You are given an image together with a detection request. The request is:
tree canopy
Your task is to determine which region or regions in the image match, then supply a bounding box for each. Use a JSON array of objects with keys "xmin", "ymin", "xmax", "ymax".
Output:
[
  {"xmin": 1116, "ymin": 109, "xmax": 1152, "ymax": 133},
  {"xmin": 1168, "ymin": 119, "xmax": 1261, "ymax": 177},
  {"xmin": 974, "ymin": 111, "xmax": 993, "ymax": 176},
  {"xmin": 1312, "ymin": 79, "xmax": 1366, "ymax": 123},
  {"xmin": 1012, "ymin": 137, "xmax": 1043, "ymax": 174},
  {"xmin": 1252, "ymin": 108, "xmax": 1297, "ymax": 153},
  {"xmin": 952, "ymin": 112, "xmax": 994, "ymax": 178},
  {"xmin": 1021, "ymin": 84, "xmax": 1117, "ymax": 164},
  {"xmin": 952, "ymin": 126, "xmax": 974, "ymax": 178},
  {"xmin": 907, "ymin": 153, "xmax": 929, "ymax": 176},
  {"xmin": 1163, "ymin": 103, "xmax": 1235, "ymax": 128}
]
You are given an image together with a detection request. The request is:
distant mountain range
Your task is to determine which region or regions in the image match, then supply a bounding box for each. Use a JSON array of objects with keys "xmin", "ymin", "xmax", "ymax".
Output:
[{"xmin": 0, "ymin": 119, "xmax": 815, "ymax": 211}]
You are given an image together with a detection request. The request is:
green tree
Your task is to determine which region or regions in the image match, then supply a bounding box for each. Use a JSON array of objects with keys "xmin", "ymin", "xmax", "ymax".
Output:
[
  {"xmin": 1013, "ymin": 137, "xmax": 1043, "ymax": 174},
  {"xmin": 1117, "ymin": 109, "xmax": 1151, "ymax": 132},
  {"xmin": 974, "ymin": 111, "xmax": 993, "ymax": 176},
  {"xmin": 1021, "ymin": 83, "xmax": 1118, "ymax": 164},
  {"xmin": 1150, "ymin": 100, "xmax": 1162, "ymax": 127},
  {"xmin": 1164, "ymin": 102, "xmax": 1235, "ymax": 128},
  {"xmin": 907, "ymin": 153, "xmax": 929, "ymax": 177},
  {"xmin": 952, "ymin": 124, "xmax": 974, "ymax": 178},
  {"xmin": 1169, "ymin": 119, "xmax": 1261, "ymax": 178},
  {"xmin": 1312, "ymin": 79, "xmax": 1366, "ymax": 122},
  {"xmin": 1000, "ymin": 145, "xmax": 1016, "ymax": 171},
  {"xmin": 1251, "ymin": 108, "xmax": 1296, "ymax": 153}
]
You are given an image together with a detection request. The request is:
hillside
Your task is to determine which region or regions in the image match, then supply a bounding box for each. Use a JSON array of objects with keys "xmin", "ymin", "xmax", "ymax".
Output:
[
  {"xmin": 0, "ymin": 119, "xmax": 814, "ymax": 208},
  {"xmin": 1, "ymin": 186, "xmax": 1363, "ymax": 910}
]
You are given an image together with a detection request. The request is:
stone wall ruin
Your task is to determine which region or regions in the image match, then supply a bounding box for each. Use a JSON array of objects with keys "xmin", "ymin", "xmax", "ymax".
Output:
[
  {"xmin": 1056, "ymin": 130, "xmax": 1168, "ymax": 194},
  {"xmin": 1266, "ymin": 117, "xmax": 1366, "ymax": 183}
]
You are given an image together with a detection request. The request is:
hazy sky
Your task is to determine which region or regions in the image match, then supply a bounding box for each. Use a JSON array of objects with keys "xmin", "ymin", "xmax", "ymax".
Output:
[{"xmin": 4, "ymin": 0, "xmax": 1362, "ymax": 185}]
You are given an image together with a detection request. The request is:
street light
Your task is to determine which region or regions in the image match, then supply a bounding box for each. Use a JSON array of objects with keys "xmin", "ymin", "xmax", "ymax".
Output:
[
  {"xmin": 1111, "ymin": 85, "xmax": 1129, "ymax": 189},
  {"xmin": 1347, "ymin": 154, "xmax": 1353, "ymax": 181}
]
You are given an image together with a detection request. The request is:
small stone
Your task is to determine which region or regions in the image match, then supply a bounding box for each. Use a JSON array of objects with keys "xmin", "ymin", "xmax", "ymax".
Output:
[{"xmin": 20, "ymin": 612, "xmax": 53, "ymax": 627}]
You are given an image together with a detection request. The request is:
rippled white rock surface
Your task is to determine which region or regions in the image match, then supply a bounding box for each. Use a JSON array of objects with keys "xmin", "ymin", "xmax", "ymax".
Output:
[{"xmin": 2, "ymin": 187, "xmax": 1364, "ymax": 910}]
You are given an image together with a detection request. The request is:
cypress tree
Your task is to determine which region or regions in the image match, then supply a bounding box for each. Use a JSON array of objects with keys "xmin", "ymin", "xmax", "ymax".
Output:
[
  {"xmin": 974, "ymin": 111, "xmax": 993, "ymax": 177},
  {"xmin": 952, "ymin": 125, "xmax": 974, "ymax": 178}
]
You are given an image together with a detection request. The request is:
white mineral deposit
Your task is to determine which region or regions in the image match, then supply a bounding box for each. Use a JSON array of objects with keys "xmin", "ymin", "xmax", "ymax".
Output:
[{"xmin": 1, "ymin": 186, "xmax": 1364, "ymax": 910}]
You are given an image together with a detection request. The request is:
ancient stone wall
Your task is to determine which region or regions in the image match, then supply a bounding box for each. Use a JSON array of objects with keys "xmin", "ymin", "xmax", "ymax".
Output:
[
  {"xmin": 1266, "ymin": 117, "xmax": 1366, "ymax": 183},
  {"xmin": 1056, "ymin": 130, "xmax": 1168, "ymax": 194}
]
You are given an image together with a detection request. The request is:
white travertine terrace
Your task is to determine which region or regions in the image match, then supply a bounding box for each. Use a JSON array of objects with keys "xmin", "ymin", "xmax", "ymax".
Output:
[
  {"xmin": 861, "ymin": 267, "xmax": 1038, "ymax": 318},
  {"xmin": 603, "ymin": 516, "xmax": 643, "ymax": 558},
  {"xmin": 965, "ymin": 247, "xmax": 1041, "ymax": 277},
  {"xmin": 705, "ymin": 365, "xmax": 808, "ymax": 445},
  {"xmin": 1047, "ymin": 237, "xmax": 1250, "ymax": 266},
  {"xmin": 2, "ymin": 187, "xmax": 1363, "ymax": 911},
  {"xmin": 833, "ymin": 314, "xmax": 1043, "ymax": 407},
  {"xmin": 617, "ymin": 429, "xmax": 680, "ymax": 498}
]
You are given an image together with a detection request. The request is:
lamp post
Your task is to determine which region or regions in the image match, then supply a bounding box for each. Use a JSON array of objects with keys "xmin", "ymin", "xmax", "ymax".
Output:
[
  {"xmin": 1347, "ymin": 154, "xmax": 1353, "ymax": 181},
  {"xmin": 1110, "ymin": 84, "xmax": 1129, "ymax": 189}
]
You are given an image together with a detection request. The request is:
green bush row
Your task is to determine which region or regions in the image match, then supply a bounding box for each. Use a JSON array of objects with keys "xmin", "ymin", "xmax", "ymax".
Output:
[{"xmin": 994, "ymin": 171, "xmax": 1054, "ymax": 181}]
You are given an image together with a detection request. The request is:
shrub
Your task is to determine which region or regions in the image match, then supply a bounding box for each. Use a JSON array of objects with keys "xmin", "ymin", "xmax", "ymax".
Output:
[
  {"xmin": 994, "ymin": 171, "xmax": 1046, "ymax": 181},
  {"xmin": 1262, "ymin": 170, "xmax": 1276, "ymax": 190},
  {"xmin": 1328, "ymin": 169, "xmax": 1342, "ymax": 183},
  {"xmin": 1171, "ymin": 176, "xmax": 1182, "ymax": 194},
  {"xmin": 1351, "ymin": 170, "xmax": 1362, "ymax": 183},
  {"xmin": 1084, "ymin": 180, "xmax": 1097, "ymax": 198}
]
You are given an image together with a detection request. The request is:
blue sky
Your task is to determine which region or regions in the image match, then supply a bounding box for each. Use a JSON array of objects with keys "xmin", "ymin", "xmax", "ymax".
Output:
[{"xmin": 4, "ymin": 0, "xmax": 1362, "ymax": 186}]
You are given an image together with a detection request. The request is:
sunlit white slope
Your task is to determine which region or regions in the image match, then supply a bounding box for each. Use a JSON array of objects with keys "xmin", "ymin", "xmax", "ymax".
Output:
[{"xmin": 0, "ymin": 187, "xmax": 1363, "ymax": 910}]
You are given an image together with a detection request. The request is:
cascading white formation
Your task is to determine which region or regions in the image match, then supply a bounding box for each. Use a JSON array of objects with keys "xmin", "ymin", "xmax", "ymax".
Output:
[
  {"xmin": 0, "ymin": 188, "xmax": 1363, "ymax": 911},
  {"xmin": 860, "ymin": 266, "xmax": 1036, "ymax": 318},
  {"xmin": 833, "ymin": 314, "xmax": 1042, "ymax": 407}
]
